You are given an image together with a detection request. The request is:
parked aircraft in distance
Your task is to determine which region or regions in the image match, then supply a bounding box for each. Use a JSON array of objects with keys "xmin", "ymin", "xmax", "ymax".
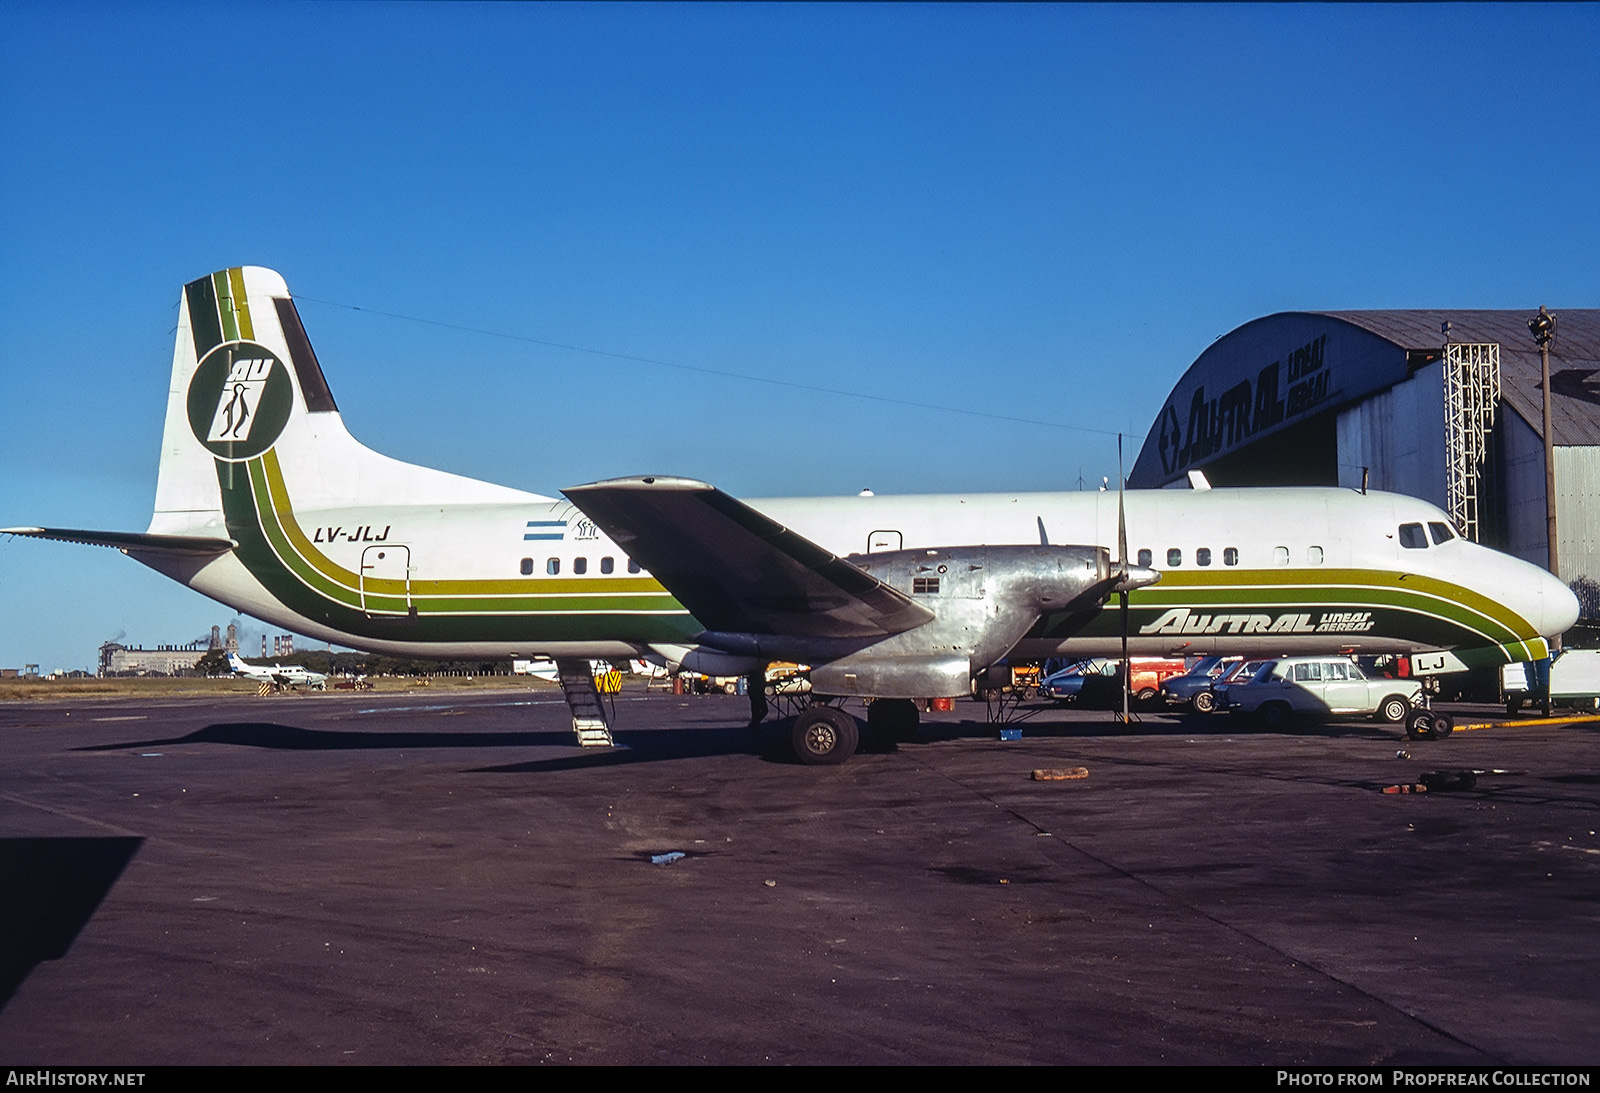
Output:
[
  {"xmin": 3, "ymin": 268, "xmax": 1578, "ymax": 763},
  {"xmin": 227, "ymin": 651, "xmax": 328, "ymax": 690}
]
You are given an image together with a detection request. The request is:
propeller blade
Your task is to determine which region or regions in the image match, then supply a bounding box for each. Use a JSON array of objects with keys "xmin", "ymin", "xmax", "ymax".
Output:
[{"xmin": 1119, "ymin": 434, "xmax": 1130, "ymax": 724}]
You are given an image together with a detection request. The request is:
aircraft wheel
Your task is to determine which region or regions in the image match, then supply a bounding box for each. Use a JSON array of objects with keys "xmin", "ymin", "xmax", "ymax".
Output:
[
  {"xmin": 1192, "ymin": 691, "xmax": 1217, "ymax": 714},
  {"xmin": 1430, "ymin": 713, "xmax": 1454, "ymax": 738},
  {"xmin": 1405, "ymin": 710, "xmax": 1435, "ymax": 740},
  {"xmin": 868, "ymin": 698, "xmax": 920, "ymax": 742},
  {"xmin": 1378, "ymin": 695, "xmax": 1412, "ymax": 724},
  {"xmin": 793, "ymin": 706, "xmax": 859, "ymax": 766}
]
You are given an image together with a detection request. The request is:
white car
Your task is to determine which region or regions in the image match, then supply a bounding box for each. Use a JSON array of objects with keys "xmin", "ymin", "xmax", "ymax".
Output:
[{"xmin": 1213, "ymin": 657, "xmax": 1424, "ymax": 728}]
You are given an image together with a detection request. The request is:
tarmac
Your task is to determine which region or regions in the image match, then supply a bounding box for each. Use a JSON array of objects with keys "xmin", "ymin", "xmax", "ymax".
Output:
[{"xmin": 1, "ymin": 684, "xmax": 1598, "ymax": 1065}]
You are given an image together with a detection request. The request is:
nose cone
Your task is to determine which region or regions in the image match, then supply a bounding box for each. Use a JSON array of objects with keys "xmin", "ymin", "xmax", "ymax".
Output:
[{"xmin": 1539, "ymin": 567, "xmax": 1581, "ymax": 639}]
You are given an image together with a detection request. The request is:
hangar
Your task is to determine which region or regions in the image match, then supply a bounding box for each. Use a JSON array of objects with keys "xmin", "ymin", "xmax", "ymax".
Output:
[{"xmin": 1129, "ymin": 308, "xmax": 1600, "ymax": 612}]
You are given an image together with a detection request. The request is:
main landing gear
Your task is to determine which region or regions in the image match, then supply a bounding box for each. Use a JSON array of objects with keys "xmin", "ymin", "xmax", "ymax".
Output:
[
  {"xmin": 867, "ymin": 698, "xmax": 920, "ymax": 743},
  {"xmin": 791, "ymin": 704, "xmax": 859, "ymax": 765},
  {"xmin": 789, "ymin": 698, "xmax": 923, "ymax": 765}
]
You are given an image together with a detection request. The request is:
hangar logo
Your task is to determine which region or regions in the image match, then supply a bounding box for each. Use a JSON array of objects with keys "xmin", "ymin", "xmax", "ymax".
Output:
[
  {"xmin": 186, "ymin": 341, "xmax": 294, "ymax": 460},
  {"xmin": 1158, "ymin": 334, "xmax": 1331, "ymax": 475}
]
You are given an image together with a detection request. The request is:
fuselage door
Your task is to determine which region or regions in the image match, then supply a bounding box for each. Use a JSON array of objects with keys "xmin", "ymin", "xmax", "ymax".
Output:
[
  {"xmin": 360, "ymin": 545, "xmax": 412, "ymax": 616},
  {"xmin": 867, "ymin": 530, "xmax": 903, "ymax": 554}
]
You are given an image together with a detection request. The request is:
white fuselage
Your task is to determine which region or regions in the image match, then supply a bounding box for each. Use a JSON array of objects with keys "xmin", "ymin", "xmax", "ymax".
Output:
[{"xmin": 164, "ymin": 482, "xmax": 1572, "ymax": 666}]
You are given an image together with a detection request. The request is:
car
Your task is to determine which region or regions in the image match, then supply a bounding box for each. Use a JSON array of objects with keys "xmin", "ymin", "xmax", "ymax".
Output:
[
  {"xmin": 1213, "ymin": 656, "xmax": 1425, "ymax": 728},
  {"xmin": 1185, "ymin": 657, "xmax": 1273, "ymax": 713},
  {"xmin": 1039, "ymin": 660, "xmax": 1108, "ymax": 703},
  {"xmin": 1043, "ymin": 657, "xmax": 1188, "ymax": 707},
  {"xmin": 1160, "ymin": 655, "xmax": 1242, "ymax": 712}
]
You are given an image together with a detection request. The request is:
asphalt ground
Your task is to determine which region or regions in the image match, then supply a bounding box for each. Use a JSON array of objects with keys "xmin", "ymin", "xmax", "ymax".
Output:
[{"xmin": 0, "ymin": 686, "xmax": 1597, "ymax": 1066}]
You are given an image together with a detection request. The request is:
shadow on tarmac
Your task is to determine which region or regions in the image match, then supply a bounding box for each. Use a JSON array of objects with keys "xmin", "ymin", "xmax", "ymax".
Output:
[
  {"xmin": 0, "ymin": 836, "xmax": 143, "ymax": 1011},
  {"xmin": 73, "ymin": 722, "xmax": 567, "ymax": 753},
  {"xmin": 70, "ymin": 706, "xmax": 1419, "ymax": 770}
]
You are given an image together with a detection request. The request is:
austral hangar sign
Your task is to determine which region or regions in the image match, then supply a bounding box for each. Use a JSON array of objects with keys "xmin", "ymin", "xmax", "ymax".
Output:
[
  {"xmin": 1131, "ymin": 314, "xmax": 1414, "ymax": 489},
  {"xmin": 1154, "ymin": 334, "xmax": 1332, "ymax": 477}
]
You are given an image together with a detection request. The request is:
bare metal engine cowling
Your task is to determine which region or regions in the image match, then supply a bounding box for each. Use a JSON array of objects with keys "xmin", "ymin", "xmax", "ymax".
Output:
[{"xmin": 807, "ymin": 544, "xmax": 1115, "ymax": 699}]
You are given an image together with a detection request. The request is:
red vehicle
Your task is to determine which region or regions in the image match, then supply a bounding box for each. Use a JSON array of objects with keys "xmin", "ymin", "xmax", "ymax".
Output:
[
  {"xmin": 1124, "ymin": 658, "xmax": 1191, "ymax": 703},
  {"xmin": 1044, "ymin": 657, "xmax": 1189, "ymax": 706}
]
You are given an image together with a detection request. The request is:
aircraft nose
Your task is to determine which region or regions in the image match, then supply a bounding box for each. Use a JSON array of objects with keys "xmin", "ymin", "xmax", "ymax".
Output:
[{"xmin": 1540, "ymin": 567, "xmax": 1581, "ymax": 639}]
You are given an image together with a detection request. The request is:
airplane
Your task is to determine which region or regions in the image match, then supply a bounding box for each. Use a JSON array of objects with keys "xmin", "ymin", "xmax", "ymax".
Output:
[
  {"xmin": 2, "ymin": 267, "xmax": 1579, "ymax": 764},
  {"xmin": 227, "ymin": 651, "xmax": 329, "ymax": 690}
]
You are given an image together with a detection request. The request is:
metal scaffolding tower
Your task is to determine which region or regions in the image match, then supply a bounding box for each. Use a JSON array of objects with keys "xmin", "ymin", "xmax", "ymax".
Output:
[{"xmin": 1443, "ymin": 342, "xmax": 1500, "ymax": 542}]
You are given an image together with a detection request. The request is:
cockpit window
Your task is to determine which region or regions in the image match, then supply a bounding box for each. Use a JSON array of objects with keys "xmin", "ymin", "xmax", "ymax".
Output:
[
  {"xmin": 1398, "ymin": 523, "xmax": 1428, "ymax": 549},
  {"xmin": 1428, "ymin": 522, "xmax": 1456, "ymax": 545}
]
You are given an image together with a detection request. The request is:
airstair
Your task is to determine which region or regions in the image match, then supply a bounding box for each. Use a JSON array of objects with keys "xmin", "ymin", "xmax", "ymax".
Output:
[{"xmin": 555, "ymin": 658, "xmax": 614, "ymax": 747}]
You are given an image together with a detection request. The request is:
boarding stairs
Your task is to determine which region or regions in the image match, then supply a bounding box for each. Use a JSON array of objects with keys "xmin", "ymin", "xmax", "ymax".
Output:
[{"xmin": 555, "ymin": 658, "xmax": 614, "ymax": 747}]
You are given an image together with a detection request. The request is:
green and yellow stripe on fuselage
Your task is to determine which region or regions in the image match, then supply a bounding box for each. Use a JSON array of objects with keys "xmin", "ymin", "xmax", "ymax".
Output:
[
  {"xmin": 1022, "ymin": 565, "xmax": 1546, "ymax": 664},
  {"xmin": 218, "ymin": 450, "xmax": 701, "ymax": 646}
]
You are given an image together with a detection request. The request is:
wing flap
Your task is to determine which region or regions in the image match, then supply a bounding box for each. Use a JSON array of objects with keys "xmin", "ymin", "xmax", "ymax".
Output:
[{"xmin": 561, "ymin": 477, "xmax": 934, "ymax": 639}]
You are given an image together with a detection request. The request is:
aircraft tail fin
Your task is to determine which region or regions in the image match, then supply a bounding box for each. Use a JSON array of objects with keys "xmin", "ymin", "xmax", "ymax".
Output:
[{"xmin": 149, "ymin": 267, "xmax": 547, "ymax": 538}]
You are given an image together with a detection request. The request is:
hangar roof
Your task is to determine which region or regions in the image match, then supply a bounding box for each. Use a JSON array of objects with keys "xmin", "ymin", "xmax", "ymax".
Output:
[
  {"xmin": 1317, "ymin": 309, "xmax": 1600, "ymax": 447},
  {"xmin": 1131, "ymin": 307, "xmax": 1600, "ymax": 488}
]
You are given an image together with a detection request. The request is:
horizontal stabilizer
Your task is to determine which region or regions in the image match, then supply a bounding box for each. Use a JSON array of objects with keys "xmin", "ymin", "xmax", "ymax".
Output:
[
  {"xmin": 562, "ymin": 477, "xmax": 935, "ymax": 639},
  {"xmin": 1, "ymin": 527, "xmax": 236, "ymax": 556}
]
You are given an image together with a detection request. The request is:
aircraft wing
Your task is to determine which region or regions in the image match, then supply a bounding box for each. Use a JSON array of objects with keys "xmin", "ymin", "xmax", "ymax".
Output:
[
  {"xmin": 562, "ymin": 477, "xmax": 935, "ymax": 639},
  {"xmin": 1, "ymin": 527, "xmax": 235, "ymax": 556}
]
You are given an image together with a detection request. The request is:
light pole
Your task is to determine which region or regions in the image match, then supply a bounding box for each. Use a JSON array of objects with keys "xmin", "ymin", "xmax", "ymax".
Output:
[
  {"xmin": 1530, "ymin": 306, "xmax": 1558, "ymax": 578},
  {"xmin": 1530, "ymin": 306, "xmax": 1560, "ymax": 657}
]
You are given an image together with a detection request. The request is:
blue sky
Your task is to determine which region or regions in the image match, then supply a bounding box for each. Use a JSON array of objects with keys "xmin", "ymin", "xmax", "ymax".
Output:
[{"xmin": 2, "ymin": 2, "xmax": 1597, "ymax": 671}]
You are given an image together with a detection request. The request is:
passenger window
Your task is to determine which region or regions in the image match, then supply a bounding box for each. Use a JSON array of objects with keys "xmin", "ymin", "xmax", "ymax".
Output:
[
  {"xmin": 628, "ymin": 559, "xmax": 641, "ymax": 574},
  {"xmin": 1196, "ymin": 548, "xmax": 1212, "ymax": 567},
  {"xmin": 1137, "ymin": 548, "xmax": 1152, "ymax": 567},
  {"xmin": 601, "ymin": 557, "xmax": 614, "ymax": 574},
  {"xmin": 1223, "ymin": 547, "xmax": 1239, "ymax": 566},
  {"xmin": 1399, "ymin": 523, "xmax": 1428, "ymax": 549},
  {"xmin": 573, "ymin": 557, "xmax": 587, "ymax": 575},
  {"xmin": 546, "ymin": 558, "xmax": 560, "ymax": 575},
  {"xmin": 1308, "ymin": 546, "xmax": 1324, "ymax": 564},
  {"xmin": 520, "ymin": 558, "xmax": 533, "ymax": 576},
  {"xmin": 1428, "ymin": 522, "xmax": 1455, "ymax": 544},
  {"xmin": 1292, "ymin": 662, "xmax": 1323, "ymax": 682},
  {"xmin": 1166, "ymin": 548, "xmax": 1182, "ymax": 567},
  {"xmin": 1273, "ymin": 546, "xmax": 1289, "ymax": 566}
]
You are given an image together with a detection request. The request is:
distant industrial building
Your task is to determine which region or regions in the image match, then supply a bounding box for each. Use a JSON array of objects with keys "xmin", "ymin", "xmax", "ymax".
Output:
[
  {"xmin": 95, "ymin": 622, "xmax": 298, "ymax": 676},
  {"xmin": 1130, "ymin": 308, "xmax": 1600, "ymax": 608},
  {"xmin": 99, "ymin": 640, "xmax": 211, "ymax": 676}
]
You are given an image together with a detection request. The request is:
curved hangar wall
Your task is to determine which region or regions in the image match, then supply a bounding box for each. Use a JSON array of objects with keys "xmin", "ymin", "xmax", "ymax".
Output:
[{"xmin": 1129, "ymin": 309, "xmax": 1600, "ymax": 588}]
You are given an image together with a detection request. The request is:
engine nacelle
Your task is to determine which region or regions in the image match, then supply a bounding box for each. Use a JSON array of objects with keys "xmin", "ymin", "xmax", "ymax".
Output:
[{"xmin": 808, "ymin": 544, "xmax": 1120, "ymax": 699}]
